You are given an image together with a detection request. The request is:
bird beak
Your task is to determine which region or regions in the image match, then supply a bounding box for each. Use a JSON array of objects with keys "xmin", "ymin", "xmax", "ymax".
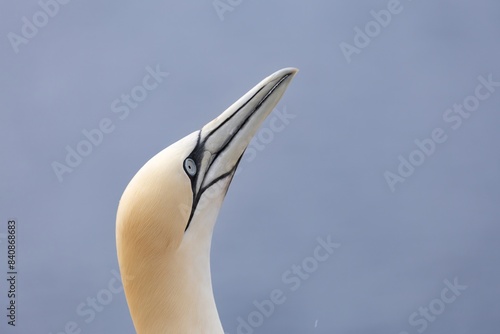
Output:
[{"xmin": 185, "ymin": 68, "xmax": 298, "ymax": 225}]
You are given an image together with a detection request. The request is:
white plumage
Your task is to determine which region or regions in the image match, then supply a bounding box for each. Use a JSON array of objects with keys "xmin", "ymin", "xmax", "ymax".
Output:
[{"xmin": 116, "ymin": 68, "xmax": 297, "ymax": 333}]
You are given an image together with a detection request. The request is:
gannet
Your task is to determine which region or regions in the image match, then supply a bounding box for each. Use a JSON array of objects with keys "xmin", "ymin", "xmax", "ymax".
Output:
[{"xmin": 116, "ymin": 68, "xmax": 298, "ymax": 333}]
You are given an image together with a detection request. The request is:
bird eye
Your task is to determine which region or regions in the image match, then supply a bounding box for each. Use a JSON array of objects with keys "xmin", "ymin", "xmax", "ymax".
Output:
[{"xmin": 184, "ymin": 158, "xmax": 197, "ymax": 176}]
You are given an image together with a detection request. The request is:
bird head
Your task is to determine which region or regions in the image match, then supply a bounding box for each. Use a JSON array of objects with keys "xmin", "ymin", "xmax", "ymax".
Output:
[
  {"xmin": 115, "ymin": 68, "xmax": 297, "ymax": 333},
  {"xmin": 117, "ymin": 67, "xmax": 297, "ymax": 255}
]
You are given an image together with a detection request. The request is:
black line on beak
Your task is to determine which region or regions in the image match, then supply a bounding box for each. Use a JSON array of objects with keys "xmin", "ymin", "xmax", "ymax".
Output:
[{"xmin": 183, "ymin": 73, "xmax": 291, "ymax": 231}]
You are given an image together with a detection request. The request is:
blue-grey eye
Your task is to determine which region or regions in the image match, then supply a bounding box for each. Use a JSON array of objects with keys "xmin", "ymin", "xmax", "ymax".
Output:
[{"xmin": 184, "ymin": 158, "xmax": 197, "ymax": 176}]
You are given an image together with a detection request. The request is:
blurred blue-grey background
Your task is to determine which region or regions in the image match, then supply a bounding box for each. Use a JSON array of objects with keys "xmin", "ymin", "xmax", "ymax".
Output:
[{"xmin": 1, "ymin": 1, "xmax": 499, "ymax": 333}]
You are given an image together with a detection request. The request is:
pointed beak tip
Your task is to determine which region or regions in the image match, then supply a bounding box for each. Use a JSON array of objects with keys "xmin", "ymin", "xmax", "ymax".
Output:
[
  {"xmin": 267, "ymin": 67, "xmax": 299, "ymax": 83},
  {"xmin": 276, "ymin": 67, "xmax": 299, "ymax": 78}
]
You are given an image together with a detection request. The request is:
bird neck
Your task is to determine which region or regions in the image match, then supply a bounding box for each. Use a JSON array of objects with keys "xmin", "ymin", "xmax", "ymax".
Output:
[
  {"xmin": 119, "ymin": 207, "xmax": 225, "ymax": 334},
  {"xmin": 117, "ymin": 169, "xmax": 229, "ymax": 333},
  {"xmin": 122, "ymin": 237, "xmax": 224, "ymax": 334}
]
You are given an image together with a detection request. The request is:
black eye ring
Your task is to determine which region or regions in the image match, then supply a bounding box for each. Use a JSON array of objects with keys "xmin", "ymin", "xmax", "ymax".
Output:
[{"xmin": 184, "ymin": 158, "xmax": 197, "ymax": 176}]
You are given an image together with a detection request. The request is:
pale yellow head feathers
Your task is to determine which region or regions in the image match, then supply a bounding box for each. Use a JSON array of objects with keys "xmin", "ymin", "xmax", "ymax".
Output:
[
  {"xmin": 116, "ymin": 132, "xmax": 197, "ymax": 261},
  {"xmin": 115, "ymin": 68, "xmax": 298, "ymax": 333}
]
